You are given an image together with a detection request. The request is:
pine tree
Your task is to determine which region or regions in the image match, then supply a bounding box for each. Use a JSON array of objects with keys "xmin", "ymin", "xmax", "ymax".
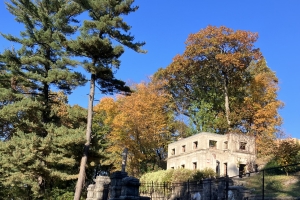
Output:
[
  {"xmin": 0, "ymin": 0, "xmax": 87, "ymax": 198},
  {"xmin": 67, "ymin": 1, "xmax": 145, "ymax": 198}
]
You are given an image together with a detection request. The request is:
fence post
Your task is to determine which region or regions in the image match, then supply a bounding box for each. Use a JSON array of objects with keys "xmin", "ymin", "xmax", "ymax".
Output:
[
  {"xmin": 151, "ymin": 181, "xmax": 153, "ymax": 200},
  {"xmin": 188, "ymin": 179, "xmax": 190, "ymax": 200},
  {"xmin": 225, "ymin": 176, "xmax": 228, "ymax": 200},
  {"xmin": 163, "ymin": 182, "xmax": 165, "ymax": 200},
  {"xmin": 262, "ymin": 170, "xmax": 265, "ymax": 200},
  {"xmin": 210, "ymin": 179, "xmax": 212, "ymax": 200}
]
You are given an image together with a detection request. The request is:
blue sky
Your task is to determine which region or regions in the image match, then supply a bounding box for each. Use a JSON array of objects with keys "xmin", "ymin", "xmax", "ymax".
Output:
[{"xmin": 0, "ymin": 1, "xmax": 299, "ymax": 138}]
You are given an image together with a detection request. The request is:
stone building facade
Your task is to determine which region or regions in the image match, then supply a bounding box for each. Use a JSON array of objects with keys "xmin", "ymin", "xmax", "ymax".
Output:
[{"xmin": 167, "ymin": 132, "xmax": 256, "ymax": 177}]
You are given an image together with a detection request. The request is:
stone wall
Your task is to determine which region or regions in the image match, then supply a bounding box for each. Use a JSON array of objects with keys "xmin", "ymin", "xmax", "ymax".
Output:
[
  {"xmin": 87, "ymin": 173, "xmax": 254, "ymax": 200},
  {"xmin": 86, "ymin": 172, "xmax": 150, "ymax": 200}
]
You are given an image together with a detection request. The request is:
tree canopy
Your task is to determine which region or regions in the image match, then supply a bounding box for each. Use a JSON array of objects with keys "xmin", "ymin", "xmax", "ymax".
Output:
[
  {"xmin": 154, "ymin": 25, "xmax": 282, "ymax": 154},
  {"xmin": 67, "ymin": 0, "xmax": 145, "ymax": 198},
  {"xmin": 94, "ymin": 82, "xmax": 175, "ymax": 177},
  {"xmin": 0, "ymin": 0, "xmax": 145, "ymax": 198},
  {"xmin": 0, "ymin": 0, "xmax": 89, "ymax": 198}
]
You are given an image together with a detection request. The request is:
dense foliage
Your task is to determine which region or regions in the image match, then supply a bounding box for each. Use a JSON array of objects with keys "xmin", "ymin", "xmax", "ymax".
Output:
[
  {"xmin": 140, "ymin": 168, "xmax": 216, "ymax": 183},
  {"xmin": 0, "ymin": 0, "xmax": 144, "ymax": 198},
  {"xmin": 67, "ymin": 0, "xmax": 145, "ymax": 198},
  {"xmin": 154, "ymin": 26, "xmax": 282, "ymax": 155},
  {"xmin": 270, "ymin": 139, "xmax": 300, "ymax": 176},
  {"xmin": 0, "ymin": 0, "xmax": 88, "ymax": 198},
  {"xmin": 0, "ymin": 1, "xmax": 285, "ymax": 198},
  {"xmin": 94, "ymin": 82, "xmax": 176, "ymax": 177}
]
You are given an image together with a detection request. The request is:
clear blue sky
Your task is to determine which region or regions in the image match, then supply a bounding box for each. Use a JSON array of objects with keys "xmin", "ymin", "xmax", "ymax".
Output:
[{"xmin": 0, "ymin": 1, "xmax": 299, "ymax": 138}]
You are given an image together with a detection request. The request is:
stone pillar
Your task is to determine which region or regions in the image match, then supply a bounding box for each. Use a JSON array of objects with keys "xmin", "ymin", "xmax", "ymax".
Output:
[
  {"xmin": 120, "ymin": 177, "xmax": 140, "ymax": 199},
  {"xmin": 94, "ymin": 176, "xmax": 111, "ymax": 200},
  {"xmin": 87, "ymin": 184, "xmax": 95, "ymax": 200},
  {"xmin": 86, "ymin": 176, "xmax": 111, "ymax": 200},
  {"xmin": 109, "ymin": 171, "xmax": 128, "ymax": 200},
  {"xmin": 203, "ymin": 179, "xmax": 218, "ymax": 200},
  {"xmin": 88, "ymin": 172, "xmax": 150, "ymax": 200},
  {"xmin": 217, "ymin": 178, "xmax": 226, "ymax": 199},
  {"xmin": 202, "ymin": 179, "xmax": 211, "ymax": 200}
]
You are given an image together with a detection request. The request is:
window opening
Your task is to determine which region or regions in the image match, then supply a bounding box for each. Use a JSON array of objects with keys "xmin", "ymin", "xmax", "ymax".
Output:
[
  {"xmin": 193, "ymin": 141, "xmax": 198, "ymax": 149},
  {"xmin": 240, "ymin": 142, "xmax": 246, "ymax": 150},
  {"xmin": 224, "ymin": 141, "xmax": 228, "ymax": 149},
  {"xmin": 193, "ymin": 162, "xmax": 197, "ymax": 170},
  {"xmin": 209, "ymin": 140, "xmax": 217, "ymax": 149},
  {"xmin": 171, "ymin": 148, "xmax": 175, "ymax": 155}
]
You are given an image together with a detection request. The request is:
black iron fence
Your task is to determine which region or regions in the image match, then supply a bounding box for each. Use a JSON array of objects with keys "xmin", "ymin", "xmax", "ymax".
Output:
[
  {"xmin": 140, "ymin": 181, "xmax": 204, "ymax": 200},
  {"xmin": 236, "ymin": 162, "xmax": 300, "ymax": 199},
  {"xmin": 140, "ymin": 163, "xmax": 300, "ymax": 200},
  {"xmin": 2, "ymin": 163, "xmax": 300, "ymax": 199}
]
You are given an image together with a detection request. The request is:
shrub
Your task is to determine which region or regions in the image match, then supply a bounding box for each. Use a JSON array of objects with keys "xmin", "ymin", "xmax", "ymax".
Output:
[
  {"xmin": 192, "ymin": 170, "xmax": 205, "ymax": 180},
  {"xmin": 140, "ymin": 170, "xmax": 171, "ymax": 183},
  {"xmin": 171, "ymin": 168, "xmax": 195, "ymax": 182},
  {"xmin": 161, "ymin": 169, "xmax": 174, "ymax": 183},
  {"xmin": 46, "ymin": 188, "xmax": 78, "ymax": 200},
  {"xmin": 140, "ymin": 168, "xmax": 216, "ymax": 183},
  {"xmin": 201, "ymin": 168, "xmax": 216, "ymax": 178},
  {"xmin": 264, "ymin": 159, "xmax": 285, "ymax": 175}
]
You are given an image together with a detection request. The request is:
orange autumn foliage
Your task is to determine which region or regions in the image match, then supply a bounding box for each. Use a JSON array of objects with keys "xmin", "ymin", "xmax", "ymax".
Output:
[
  {"xmin": 244, "ymin": 59, "xmax": 283, "ymax": 155},
  {"xmin": 154, "ymin": 26, "xmax": 283, "ymax": 156},
  {"xmin": 94, "ymin": 81, "xmax": 174, "ymax": 176},
  {"xmin": 155, "ymin": 25, "xmax": 262, "ymax": 133}
]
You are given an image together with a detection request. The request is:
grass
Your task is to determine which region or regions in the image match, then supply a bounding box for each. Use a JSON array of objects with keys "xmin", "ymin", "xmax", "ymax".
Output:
[{"xmin": 239, "ymin": 171, "xmax": 300, "ymax": 197}]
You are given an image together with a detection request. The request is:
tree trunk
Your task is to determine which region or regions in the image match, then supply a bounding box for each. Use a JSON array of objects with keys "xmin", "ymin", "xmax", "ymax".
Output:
[
  {"xmin": 223, "ymin": 72, "xmax": 231, "ymax": 127},
  {"xmin": 74, "ymin": 73, "xmax": 95, "ymax": 200}
]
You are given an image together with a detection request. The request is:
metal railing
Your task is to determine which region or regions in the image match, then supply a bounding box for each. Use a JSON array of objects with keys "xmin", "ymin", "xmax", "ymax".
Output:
[
  {"xmin": 140, "ymin": 163, "xmax": 300, "ymax": 200},
  {"xmin": 2, "ymin": 163, "xmax": 300, "ymax": 199}
]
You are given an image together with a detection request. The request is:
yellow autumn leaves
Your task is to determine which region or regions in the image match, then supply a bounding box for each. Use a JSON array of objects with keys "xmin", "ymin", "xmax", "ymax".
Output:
[{"xmin": 94, "ymin": 81, "xmax": 174, "ymax": 176}]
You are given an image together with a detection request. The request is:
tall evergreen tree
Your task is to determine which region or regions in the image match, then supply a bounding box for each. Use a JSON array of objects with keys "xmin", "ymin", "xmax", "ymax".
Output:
[
  {"xmin": 0, "ymin": 0, "xmax": 87, "ymax": 198},
  {"xmin": 67, "ymin": 0, "xmax": 145, "ymax": 198}
]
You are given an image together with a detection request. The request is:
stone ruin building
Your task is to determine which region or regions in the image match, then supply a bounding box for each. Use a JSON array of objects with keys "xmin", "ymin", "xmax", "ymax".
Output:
[
  {"xmin": 86, "ymin": 132, "xmax": 257, "ymax": 200},
  {"xmin": 167, "ymin": 132, "xmax": 256, "ymax": 177}
]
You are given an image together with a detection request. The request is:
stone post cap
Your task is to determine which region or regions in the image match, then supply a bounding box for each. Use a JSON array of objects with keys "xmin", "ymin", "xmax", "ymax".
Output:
[
  {"xmin": 87, "ymin": 184, "xmax": 95, "ymax": 190},
  {"xmin": 110, "ymin": 171, "xmax": 128, "ymax": 179},
  {"xmin": 94, "ymin": 175, "xmax": 111, "ymax": 183},
  {"xmin": 122, "ymin": 177, "xmax": 140, "ymax": 186}
]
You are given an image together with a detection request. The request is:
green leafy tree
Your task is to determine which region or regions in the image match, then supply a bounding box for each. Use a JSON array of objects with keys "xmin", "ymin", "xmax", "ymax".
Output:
[
  {"xmin": 154, "ymin": 26, "xmax": 282, "ymax": 139},
  {"xmin": 0, "ymin": 0, "xmax": 87, "ymax": 198},
  {"xmin": 67, "ymin": 1, "xmax": 145, "ymax": 198},
  {"xmin": 274, "ymin": 139, "xmax": 300, "ymax": 176}
]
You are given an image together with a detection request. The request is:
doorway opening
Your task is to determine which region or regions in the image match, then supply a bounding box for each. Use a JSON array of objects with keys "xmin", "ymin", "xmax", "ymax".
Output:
[
  {"xmin": 239, "ymin": 164, "xmax": 246, "ymax": 177},
  {"xmin": 223, "ymin": 163, "xmax": 227, "ymax": 176},
  {"xmin": 216, "ymin": 160, "xmax": 220, "ymax": 177}
]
